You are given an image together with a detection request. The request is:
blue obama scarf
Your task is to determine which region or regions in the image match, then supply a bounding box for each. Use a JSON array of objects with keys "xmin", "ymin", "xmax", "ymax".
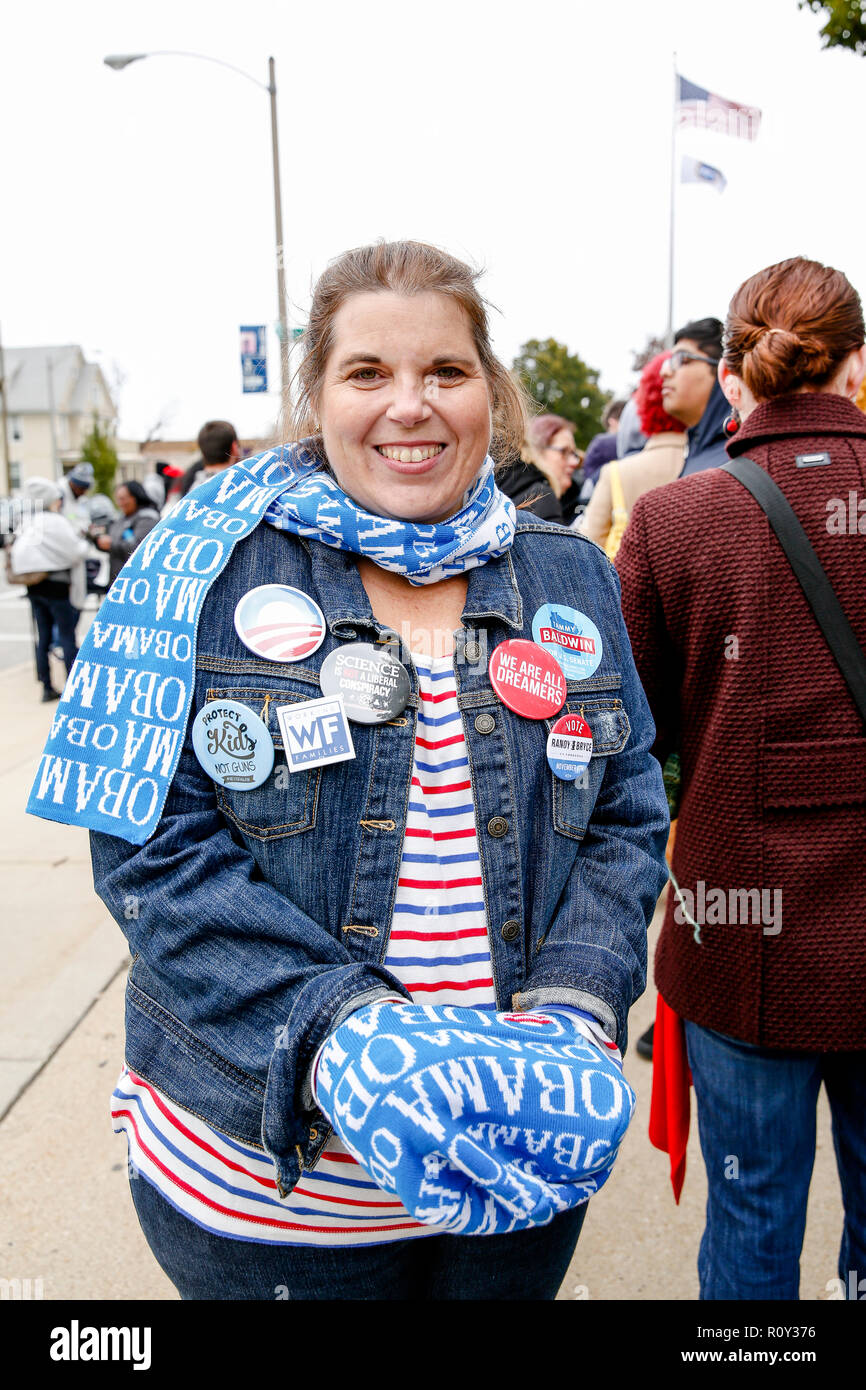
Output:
[{"xmin": 26, "ymin": 443, "xmax": 515, "ymax": 846}]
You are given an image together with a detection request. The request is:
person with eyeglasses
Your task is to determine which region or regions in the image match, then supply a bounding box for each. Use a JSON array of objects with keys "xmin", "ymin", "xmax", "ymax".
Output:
[
  {"xmin": 497, "ymin": 413, "xmax": 581, "ymax": 524},
  {"xmin": 579, "ymin": 352, "xmax": 686, "ymax": 557},
  {"xmin": 659, "ymin": 318, "xmax": 728, "ymax": 479}
]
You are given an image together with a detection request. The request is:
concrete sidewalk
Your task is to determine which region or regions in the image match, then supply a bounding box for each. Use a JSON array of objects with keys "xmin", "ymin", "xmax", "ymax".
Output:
[
  {"xmin": 0, "ymin": 655, "xmax": 847, "ymax": 1301},
  {"xmin": 0, "ymin": 654, "xmax": 128, "ymax": 1118}
]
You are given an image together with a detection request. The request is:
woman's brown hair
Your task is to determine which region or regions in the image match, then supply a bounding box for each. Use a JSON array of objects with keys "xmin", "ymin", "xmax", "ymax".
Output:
[
  {"xmin": 288, "ymin": 240, "xmax": 528, "ymax": 461},
  {"xmin": 724, "ymin": 256, "xmax": 865, "ymax": 400}
]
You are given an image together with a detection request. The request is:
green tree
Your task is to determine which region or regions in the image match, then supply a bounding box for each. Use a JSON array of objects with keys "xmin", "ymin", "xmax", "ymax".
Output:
[
  {"xmin": 79, "ymin": 416, "xmax": 119, "ymax": 497},
  {"xmin": 800, "ymin": 1, "xmax": 866, "ymax": 54},
  {"xmin": 512, "ymin": 338, "xmax": 610, "ymax": 450}
]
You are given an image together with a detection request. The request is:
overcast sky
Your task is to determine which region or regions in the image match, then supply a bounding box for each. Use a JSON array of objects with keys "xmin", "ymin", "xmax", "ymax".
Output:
[{"xmin": 2, "ymin": 0, "xmax": 863, "ymax": 444}]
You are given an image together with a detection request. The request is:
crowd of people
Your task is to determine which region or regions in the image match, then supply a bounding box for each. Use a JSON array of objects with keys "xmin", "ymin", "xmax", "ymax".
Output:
[
  {"xmin": 14, "ymin": 239, "xmax": 866, "ymax": 1302},
  {"xmin": 4, "ymin": 422, "xmax": 244, "ymax": 701}
]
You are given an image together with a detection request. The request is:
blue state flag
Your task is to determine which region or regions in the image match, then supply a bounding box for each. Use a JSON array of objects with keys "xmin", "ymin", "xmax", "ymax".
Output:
[
  {"xmin": 240, "ymin": 325, "xmax": 268, "ymax": 393},
  {"xmin": 680, "ymin": 155, "xmax": 727, "ymax": 194}
]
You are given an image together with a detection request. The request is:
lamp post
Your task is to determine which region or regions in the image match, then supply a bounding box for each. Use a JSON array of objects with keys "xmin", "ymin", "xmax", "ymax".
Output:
[{"xmin": 104, "ymin": 51, "xmax": 290, "ymax": 403}]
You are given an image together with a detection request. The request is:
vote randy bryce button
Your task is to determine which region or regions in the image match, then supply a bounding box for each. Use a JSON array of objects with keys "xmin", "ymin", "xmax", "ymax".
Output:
[
  {"xmin": 532, "ymin": 604, "xmax": 603, "ymax": 681},
  {"xmin": 488, "ymin": 639, "xmax": 567, "ymax": 719},
  {"xmin": 192, "ymin": 699, "xmax": 275, "ymax": 790},
  {"xmin": 276, "ymin": 694, "xmax": 356, "ymax": 772},
  {"xmin": 319, "ymin": 642, "xmax": 410, "ymax": 724},
  {"xmin": 233, "ymin": 585, "xmax": 326, "ymax": 663},
  {"xmin": 546, "ymin": 712, "xmax": 593, "ymax": 781}
]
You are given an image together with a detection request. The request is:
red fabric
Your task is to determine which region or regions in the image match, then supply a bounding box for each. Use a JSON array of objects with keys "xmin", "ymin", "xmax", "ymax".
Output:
[
  {"xmin": 648, "ymin": 994, "xmax": 692, "ymax": 1203},
  {"xmin": 616, "ymin": 393, "xmax": 866, "ymax": 1050}
]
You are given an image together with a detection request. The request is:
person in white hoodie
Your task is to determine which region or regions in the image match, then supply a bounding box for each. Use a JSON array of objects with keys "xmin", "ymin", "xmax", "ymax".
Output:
[{"xmin": 10, "ymin": 478, "xmax": 88, "ymax": 702}]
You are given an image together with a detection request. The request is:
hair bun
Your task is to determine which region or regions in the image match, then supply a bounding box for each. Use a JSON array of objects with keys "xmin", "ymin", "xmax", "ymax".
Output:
[
  {"xmin": 723, "ymin": 257, "xmax": 865, "ymax": 401},
  {"xmin": 742, "ymin": 326, "xmax": 834, "ymax": 398}
]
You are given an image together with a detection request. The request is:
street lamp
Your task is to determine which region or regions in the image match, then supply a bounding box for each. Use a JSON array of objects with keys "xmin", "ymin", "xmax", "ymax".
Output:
[{"xmin": 104, "ymin": 51, "xmax": 290, "ymax": 403}]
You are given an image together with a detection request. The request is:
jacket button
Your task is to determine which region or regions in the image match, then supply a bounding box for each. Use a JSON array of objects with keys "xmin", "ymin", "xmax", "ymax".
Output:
[
  {"xmin": 501, "ymin": 919, "xmax": 520, "ymax": 942},
  {"xmin": 475, "ymin": 713, "xmax": 495, "ymax": 734},
  {"xmin": 464, "ymin": 641, "xmax": 482, "ymax": 663},
  {"xmin": 487, "ymin": 816, "xmax": 508, "ymax": 837}
]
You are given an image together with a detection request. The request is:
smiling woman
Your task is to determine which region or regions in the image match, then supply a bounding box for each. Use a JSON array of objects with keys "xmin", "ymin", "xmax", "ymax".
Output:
[
  {"xmin": 29, "ymin": 239, "xmax": 669, "ymax": 1302},
  {"xmin": 315, "ymin": 291, "xmax": 493, "ymax": 524}
]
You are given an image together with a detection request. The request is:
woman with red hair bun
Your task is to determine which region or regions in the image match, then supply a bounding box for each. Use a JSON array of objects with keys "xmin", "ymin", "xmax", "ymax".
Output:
[
  {"xmin": 616, "ymin": 256, "xmax": 866, "ymax": 1300},
  {"xmin": 580, "ymin": 353, "xmax": 686, "ymax": 557}
]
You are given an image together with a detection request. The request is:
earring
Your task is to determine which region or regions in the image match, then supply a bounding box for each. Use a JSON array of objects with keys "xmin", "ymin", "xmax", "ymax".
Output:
[{"xmin": 724, "ymin": 407, "xmax": 740, "ymax": 436}]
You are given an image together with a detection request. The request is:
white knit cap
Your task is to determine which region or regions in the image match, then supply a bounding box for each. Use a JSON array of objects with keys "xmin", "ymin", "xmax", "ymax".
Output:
[{"xmin": 23, "ymin": 476, "xmax": 63, "ymax": 505}]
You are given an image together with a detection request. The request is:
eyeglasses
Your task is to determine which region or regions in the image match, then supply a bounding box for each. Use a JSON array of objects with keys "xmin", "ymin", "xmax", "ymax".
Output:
[
  {"xmin": 545, "ymin": 445, "xmax": 580, "ymax": 460},
  {"xmin": 666, "ymin": 349, "xmax": 719, "ymax": 373}
]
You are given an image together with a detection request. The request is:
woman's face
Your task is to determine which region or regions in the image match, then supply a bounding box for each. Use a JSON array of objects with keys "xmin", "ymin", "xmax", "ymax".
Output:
[
  {"xmin": 538, "ymin": 427, "xmax": 579, "ymax": 496},
  {"xmin": 115, "ymin": 486, "xmax": 135, "ymax": 516},
  {"xmin": 317, "ymin": 291, "xmax": 493, "ymax": 523}
]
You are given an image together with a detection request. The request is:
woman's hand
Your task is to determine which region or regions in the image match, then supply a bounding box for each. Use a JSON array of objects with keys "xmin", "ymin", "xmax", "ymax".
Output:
[
  {"xmin": 96, "ymin": 535, "xmax": 112, "ymax": 552},
  {"xmin": 313, "ymin": 1000, "xmax": 635, "ymax": 1235}
]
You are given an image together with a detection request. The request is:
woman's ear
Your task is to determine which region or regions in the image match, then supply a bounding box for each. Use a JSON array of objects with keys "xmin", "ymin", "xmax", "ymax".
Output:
[
  {"xmin": 718, "ymin": 359, "xmax": 741, "ymax": 409},
  {"xmin": 843, "ymin": 344, "xmax": 866, "ymax": 401}
]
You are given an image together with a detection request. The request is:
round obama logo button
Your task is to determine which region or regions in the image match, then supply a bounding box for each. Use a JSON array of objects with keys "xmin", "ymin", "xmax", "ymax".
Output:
[
  {"xmin": 546, "ymin": 712, "xmax": 593, "ymax": 781},
  {"xmin": 532, "ymin": 604, "xmax": 603, "ymax": 681},
  {"xmin": 488, "ymin": 639, "xmax": 567, "ymax": 719},
  {"xmin": 233, "ymin": 585, "xmax": 326, "ymax": 663},
  {"xmin": 192, "ymin": 699, "xmax": 275, "ymax": 790},
  {"xmin": 319, "ymin": 642, "xmax": 411, "ymax": 724}
]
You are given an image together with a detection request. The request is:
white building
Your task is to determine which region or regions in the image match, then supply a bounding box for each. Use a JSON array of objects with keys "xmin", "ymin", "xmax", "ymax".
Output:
[{"xmin": 3, "ymin": 345, "xmax": 118, "ymax": 490}]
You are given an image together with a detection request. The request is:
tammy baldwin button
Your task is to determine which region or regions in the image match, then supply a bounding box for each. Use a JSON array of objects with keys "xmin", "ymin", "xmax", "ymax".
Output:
[
  {"xmin": 192, "ymin": 699, "xmax": 275, "ymax": 790},
  {"xmin": 546, "ymin": 712, "xmax": 593, "ymax": 781},
  {"xmin": 488, "ymin": 639, "xmax": 567, "ymax": 719},
  {"xmin": 233, "ymin": 585, "xmax": 326, "ymax": 663},
  {"xmin": 531, "ymin": 603, "xmax": 603, "ymax": 681}
]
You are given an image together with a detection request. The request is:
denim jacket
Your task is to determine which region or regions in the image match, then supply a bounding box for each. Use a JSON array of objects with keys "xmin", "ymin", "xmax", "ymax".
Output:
[{"xmin": 90, "ymin": 515, "xmax": 669, "ymax": 1198}]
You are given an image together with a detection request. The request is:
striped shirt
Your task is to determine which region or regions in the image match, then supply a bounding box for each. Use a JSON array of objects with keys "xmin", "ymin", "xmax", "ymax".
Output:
[{"xmin": 112, "ymin": 651, "xmax": 497, "ymax": 1246}]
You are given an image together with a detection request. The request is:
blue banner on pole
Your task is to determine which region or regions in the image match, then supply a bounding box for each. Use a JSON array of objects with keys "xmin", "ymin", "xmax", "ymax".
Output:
[{"xmin": 240, "ymin": 325, "xmax": 268, "ymax": 393}]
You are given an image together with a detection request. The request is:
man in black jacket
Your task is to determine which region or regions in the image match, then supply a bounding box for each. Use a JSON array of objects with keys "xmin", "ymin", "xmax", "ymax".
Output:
[{"xmin": 660, "ymin": 318, "xmax": 728, "ymax": 478}]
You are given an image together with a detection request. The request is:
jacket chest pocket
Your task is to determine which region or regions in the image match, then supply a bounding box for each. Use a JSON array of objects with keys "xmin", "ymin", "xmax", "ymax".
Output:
[
  {"xmin": 204, "ymin": 685, "xmax": 321, "ymax": 841},
  {"xmin": 550, "ymin": 697, "xmax": 631, "ymax": 841}
]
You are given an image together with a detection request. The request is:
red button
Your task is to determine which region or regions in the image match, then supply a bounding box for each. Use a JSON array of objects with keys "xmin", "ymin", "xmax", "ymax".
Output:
[{"xmin": 488, "ymin": 639, "xmax": 567, "ymax": 719}]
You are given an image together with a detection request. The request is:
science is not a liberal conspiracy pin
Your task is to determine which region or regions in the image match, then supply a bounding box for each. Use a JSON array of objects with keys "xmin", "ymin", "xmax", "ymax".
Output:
[
  {"xmin": 488, "ymin": 639, "xmax": 566, "ymax": 719},
  {"xmin": 192, "ymin": 699, "xmax": 275, "ymax": 790},
  {"xmin": 233, "ymin": 585, "xmax": 326, "ymax": 662},
  {"xmin": 532, "ymin": 604, "xmax": 603, "ymax": 681},
  {"xmin": 319, "ymin": 643, "xmax": 410, "ymax": 724}
]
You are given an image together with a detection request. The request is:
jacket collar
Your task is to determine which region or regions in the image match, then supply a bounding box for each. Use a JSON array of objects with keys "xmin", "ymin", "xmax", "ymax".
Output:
[
  {"xmin": 306, "ymin": 536, "xmax": 523, "ymax": 640},
  {"xmin": 686, "ymin": 378, "xmax": 728, "ymax": 457},
  {"xmin": 727, "ymin": 392, "xmax": 866, "ymax": 455}
]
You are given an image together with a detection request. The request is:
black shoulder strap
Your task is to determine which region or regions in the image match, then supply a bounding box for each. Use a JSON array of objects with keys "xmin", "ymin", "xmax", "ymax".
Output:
[{"xmin": 721, "ymin": 455, "xmax": 866, "ymax": 725}]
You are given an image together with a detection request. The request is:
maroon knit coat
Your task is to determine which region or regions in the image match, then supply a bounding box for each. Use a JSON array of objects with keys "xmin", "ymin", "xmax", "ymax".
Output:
[{"xmin": 616, "ymin": 393, "xmax": 866, "ymax": 1050}]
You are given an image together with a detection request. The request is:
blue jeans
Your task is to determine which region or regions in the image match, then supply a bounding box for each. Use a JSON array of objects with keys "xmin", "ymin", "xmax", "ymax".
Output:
[
  {"xmin": 129, "ymin": 1173, "xmax": 587, "ymax": 1301},
  {"xmin": 685, "ymin": 1021, "xmax": 866, "ymax": 1300},
  {"xmin": 28, "ymin": 589, "xmax": 78, "ymax": 688}
]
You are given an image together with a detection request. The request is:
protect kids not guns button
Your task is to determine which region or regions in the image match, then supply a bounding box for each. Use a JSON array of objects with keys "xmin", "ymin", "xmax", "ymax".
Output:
[{"xmin": 192, "ymin": 699, "xmax": 275, "ymax": 790}]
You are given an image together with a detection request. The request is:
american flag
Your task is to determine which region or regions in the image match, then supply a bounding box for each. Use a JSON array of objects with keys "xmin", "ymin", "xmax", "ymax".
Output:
[{"xmin": 677, "ymin": 75, "xmax": 761, "ymax": 142}]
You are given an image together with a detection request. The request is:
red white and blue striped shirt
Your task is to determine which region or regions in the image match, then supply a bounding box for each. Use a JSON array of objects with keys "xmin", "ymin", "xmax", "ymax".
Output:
[{"xmin": 112, "ymin": 652, "xmax": 497, "ymax": 1245}]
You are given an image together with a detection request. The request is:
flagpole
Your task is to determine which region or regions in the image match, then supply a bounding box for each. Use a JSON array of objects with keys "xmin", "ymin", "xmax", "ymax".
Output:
[{"xmin": 666, "ymin": 53, "xmax": 678, "ymax": 347}]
